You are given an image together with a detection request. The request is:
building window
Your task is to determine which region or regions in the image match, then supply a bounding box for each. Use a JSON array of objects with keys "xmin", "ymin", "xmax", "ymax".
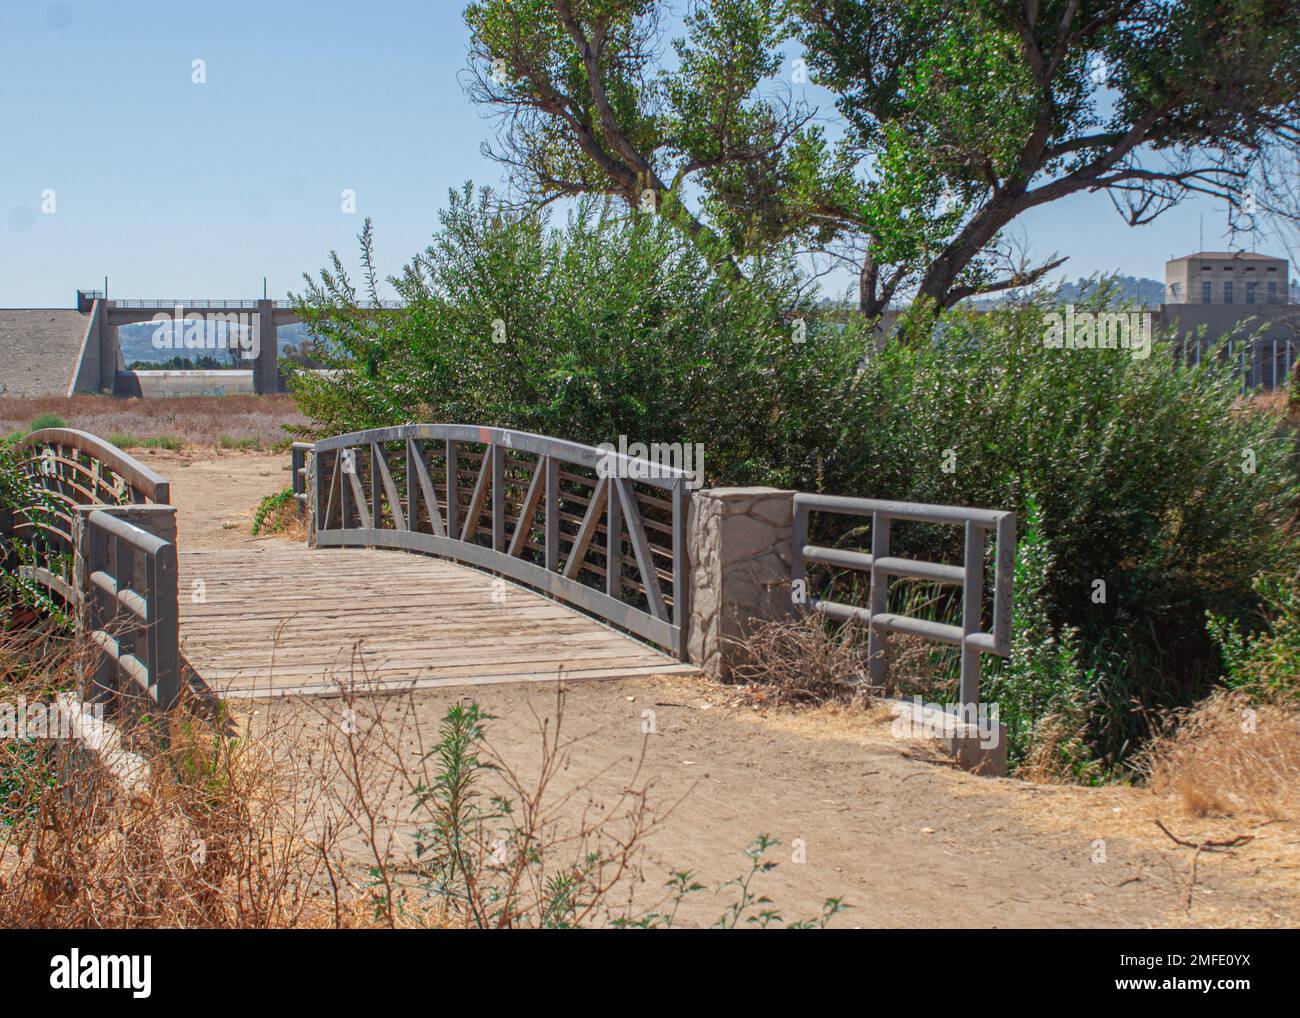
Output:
[
  {"xmin": 1247, "ymin": 281, "xmax": 1257, "ymax": 304},
  {"xmin": 1224, "ymin": 281, "xmax": 1234, "ymax": 304},
  {"xmin": 1203, "ymin": 281, "xmax": 1213, "ymax": 303},
  {"xmin": 1268, "ymin": 281, "xmax": 1279, "ymax": 303}
]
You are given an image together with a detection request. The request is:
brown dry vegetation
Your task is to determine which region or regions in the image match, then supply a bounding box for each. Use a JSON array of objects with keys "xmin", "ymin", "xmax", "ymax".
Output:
[
  {"xmin": 0, "ymin": 627, "xmax": 695, "ymax": 928},
  {"xmin": 728, "ymin": 615, "xmax": 1299, "ymax": 825},
  {"xmin": 0, "ymin": 628, "xmax": 340, "ymax": 927},
  {"xmin": 1137, "ymin": 690, "xmax": 1300, "ymax": 821},
  {"xmin": 726, "ymin": 616, "xmax": 873, "ymax": 707},
  {"xmin": 0, "ymin": 394, "xmax": 307, "ymax": 447}
]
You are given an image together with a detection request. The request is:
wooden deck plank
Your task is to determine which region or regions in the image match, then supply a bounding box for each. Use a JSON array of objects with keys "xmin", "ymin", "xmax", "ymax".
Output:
[{"xmin": 179, "ymin": 545, "xmax": 692, "ymax": 697}]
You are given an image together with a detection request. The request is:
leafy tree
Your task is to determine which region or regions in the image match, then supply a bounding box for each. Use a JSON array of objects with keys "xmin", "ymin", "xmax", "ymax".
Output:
[{"xmin": 464, "ymin": 0, "xmax": 1300, "ymax": 328}]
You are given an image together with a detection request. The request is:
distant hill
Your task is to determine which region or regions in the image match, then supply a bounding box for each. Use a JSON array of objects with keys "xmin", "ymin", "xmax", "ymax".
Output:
[{"xmin": 1054, "ymin": 275, "xmax": 1166, "ymax": 307}]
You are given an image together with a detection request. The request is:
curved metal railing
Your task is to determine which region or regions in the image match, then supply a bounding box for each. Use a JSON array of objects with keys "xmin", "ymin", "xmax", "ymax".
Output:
[
  {"xmin": 310, "ymin": 424, "xmax": 692, "ymax": 656},
  {"xmin": 8, "ymin": 428, "xmax": 170, "ymax": 601},
  {"xmin": 5, "ymin": 429, "xmax": 180, "ymax": 710}
]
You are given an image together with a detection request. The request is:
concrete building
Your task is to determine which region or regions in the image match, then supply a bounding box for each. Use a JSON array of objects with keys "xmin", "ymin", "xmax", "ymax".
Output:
[
  {"xmin": 1158, "ymin": 251, "xmax": 1297, "ymax": 390},
  {"xmin": 1164, "ymin": 251, "xmax": 1289, "ymax": 306}
]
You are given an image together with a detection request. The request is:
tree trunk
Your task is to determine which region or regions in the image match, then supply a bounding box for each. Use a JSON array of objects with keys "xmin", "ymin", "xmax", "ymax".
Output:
[{"xmin": 916, "ymin": 199, "xmax": 1023, "ymax": 310}]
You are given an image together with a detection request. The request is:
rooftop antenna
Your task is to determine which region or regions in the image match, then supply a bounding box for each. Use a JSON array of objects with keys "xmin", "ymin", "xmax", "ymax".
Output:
[
  {"xmin": 263, "ymin": 276, "xmax": 267, "ymax": 300},
  {"xmin": 1199, "ymin": 213, "xmax": 1204, "ymax": 252}
]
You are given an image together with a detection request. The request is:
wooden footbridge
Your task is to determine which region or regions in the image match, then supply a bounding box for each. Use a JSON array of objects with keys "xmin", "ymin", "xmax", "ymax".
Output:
[
  {"xmin": 6, "ymin": 425, "xmax": 698, "ymax": 705},
  {"xmin": 178, "ymin": 544, "xmax": 694, "ymax": 698},
  {"xmin": 6, "ymin": 425, "xmax": 1016, "ymax": 723}
]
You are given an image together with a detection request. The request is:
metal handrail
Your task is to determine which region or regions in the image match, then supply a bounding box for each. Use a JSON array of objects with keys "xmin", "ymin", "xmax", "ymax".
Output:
[
  {"xmin": 311, "ymin": 424, "xmax": 690, "ymax": 656},
  {"xmin": 7, "ymin": 429, "xmax": 181, "ymax": 713},
  {"xmin": 82, "ymin": 508, "xmax": 180, "ymax": 711},
  {"xmin": 792, "ymin": 493, "xmax": 1015, "ymax": 709},
  {"xmin": 110, "ymin": 299, "xmax": 261, "ymax": 310},
  {"xmin": 16, "ymin": 428, "xmax": 170, "ymax": 504}
]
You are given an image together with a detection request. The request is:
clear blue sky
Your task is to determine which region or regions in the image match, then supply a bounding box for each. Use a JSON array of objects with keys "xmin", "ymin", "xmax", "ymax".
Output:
[{"xmin": 0, "ymin": 0, "xmax": 1265, "ymax": 308}]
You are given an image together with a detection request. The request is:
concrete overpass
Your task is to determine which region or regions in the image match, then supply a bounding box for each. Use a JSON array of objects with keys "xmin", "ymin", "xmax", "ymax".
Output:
[{"xmin": 71, "ymin": 290, "xmax": 307, "ymax": 395}]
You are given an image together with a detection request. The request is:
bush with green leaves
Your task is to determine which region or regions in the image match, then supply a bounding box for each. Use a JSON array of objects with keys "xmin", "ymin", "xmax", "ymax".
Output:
[
  {"xmin": 980, "ymin": 495, "xmax": 1100, "ymax": 781},
  {"xmin": 289, "ymin": 185, "xmax": 867, "ymax": 490},
  {"xmin": 251, "ymin": 488, "xmax": 297, "ymax": 536},
  {"xmin": 845, "ymin": 298, "xmax": 1297, "ymax": 765},
  {"xmin": 27, "ymin": 414, "xmax": 66, "ymax": 432},
  {"xmin": 1208, "ymin": 571, "xmax": 1300, "ymax": 706},
  {"xmin": 0, "ymin": 443, "xmax": 66, "ymax": 622}
]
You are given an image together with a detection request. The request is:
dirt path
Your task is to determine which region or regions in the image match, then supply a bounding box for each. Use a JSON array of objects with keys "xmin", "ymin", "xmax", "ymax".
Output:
[
  {"xmin": 146, "ymin": 447, "xmax": 290, "ymax": 549},
  {"xmin": 175, "ymin": 449, "xmax": 1299, "ymax": 928}
]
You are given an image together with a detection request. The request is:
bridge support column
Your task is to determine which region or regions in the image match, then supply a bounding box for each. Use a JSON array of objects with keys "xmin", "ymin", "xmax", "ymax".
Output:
[
  {"xmin": 253, "ymin": 299, "xmax": 280, "ymax": 394},
  {"xmin": 686, "ymin": 487, "xmax": 795, "ymax": 679},
  {"xmin": 98, "ymin": 306, "xmax": 123, "ymax": 394}
]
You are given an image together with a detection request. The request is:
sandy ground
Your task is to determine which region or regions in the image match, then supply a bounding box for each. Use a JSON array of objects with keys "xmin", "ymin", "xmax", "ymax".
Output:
[
  {"xmin": 149, "ymin": 448, "xmax": 292, "ymax": 548},
  {"xmin": 174, "ymin": 448, "xmax": 1300, "ymax": 928}
]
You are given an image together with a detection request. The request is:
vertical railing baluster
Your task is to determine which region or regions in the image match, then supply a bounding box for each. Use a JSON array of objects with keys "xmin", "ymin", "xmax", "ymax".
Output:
[
  {"xmin": 491, "ymin": 442, "xmax": 506, "ymax": 552},
  {"xmin": 445, "ymin": 440, "xmax": 458, "ymax": 540},
  {"xmin": 867, "ymin": 512, "xmax": 890, "ymax": 690},
  {"xmin": 960, "ymin": 520, "xmax": 984, "ymax": 712},
  {"xmin": 312, "ymin": 444, "xmax": 323, "ymax": 535},
  {"xmin": 406, "ymin": 436, "xmax": 419, "ymax": 532},
  {"xmin": 671, "ymin": 479, "xmax": 687, "ymax": 659},
  {"xmin": 606, "ymin": 472, "xmax": 622, "ymax": 599},
  {"xmin": 370, "ymin": 444, "xmax": 380, "ymax": 530},
  {"xmin": 147, "ymin": 541, "xmax": 180, "ymax": 710},
  {"xmin": 791, "ymin": 498, "xmax": 807, "ymax": 610},
  {"xmin": 544, "ymin": 455, "xmax": 559, "ymax": 573},
  {"xmin": 87, "ymin": 517, "xmax": 114, "ymax": 706},
  {"xmin": 340, "ymin": 449, "xmax": 351, "ymax": 532}
]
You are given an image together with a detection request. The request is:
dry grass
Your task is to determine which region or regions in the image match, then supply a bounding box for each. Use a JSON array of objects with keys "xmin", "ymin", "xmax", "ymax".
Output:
[
  {"xmin": 0, "ymin": 626, "xmax": 342, "ymax": 927},
  {"xmin": 1135, "ymin": 689, "xmax": 1300, "ymax": 821},
  {"xmin": 725, "ymin": 615, "xmax": 873, "ymax": 707},
  {"xmin": 0, "ymin": 619, "xmax": 677, "ymax": 928},
  {"xmin": 0, "ymin": 394, "xmax": 307, "ymax": 447}
]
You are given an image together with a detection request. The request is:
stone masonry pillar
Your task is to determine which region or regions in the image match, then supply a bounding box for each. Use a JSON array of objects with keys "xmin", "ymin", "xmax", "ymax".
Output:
[{"xmin": 686, "ymin": 487, "xmax": 796, "ymax": 679}]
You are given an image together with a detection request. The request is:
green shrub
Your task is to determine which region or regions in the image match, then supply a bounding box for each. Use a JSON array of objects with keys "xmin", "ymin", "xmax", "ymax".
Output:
[
  {"xmin": 251, "ymin": 488, "xmax": 297, "ymax": 536},
  {"xmin": 141, "ymin": 435, "xmax": 184, "ymax": 452},
  {"xmin": 1208, "ymin": 572, "xmax": 1300, "ymax": 705},
  {"xmin": 845, "ymin": 298, "xmax": 1297, "ymax": 764},
  {"xmin": 28, "ymin": 413, "xmax": 66, "ymax": 432},
  {"xmin": 0, "ymin": 444, "xmax": 66, "ymax": 622},
  {"xmin": 290, "ymin": 185, "xmax": 865, "ymax": 489},
  {"xmin": 981, "ymin": 496, "xmax": 1101, "ymax": 781}
]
